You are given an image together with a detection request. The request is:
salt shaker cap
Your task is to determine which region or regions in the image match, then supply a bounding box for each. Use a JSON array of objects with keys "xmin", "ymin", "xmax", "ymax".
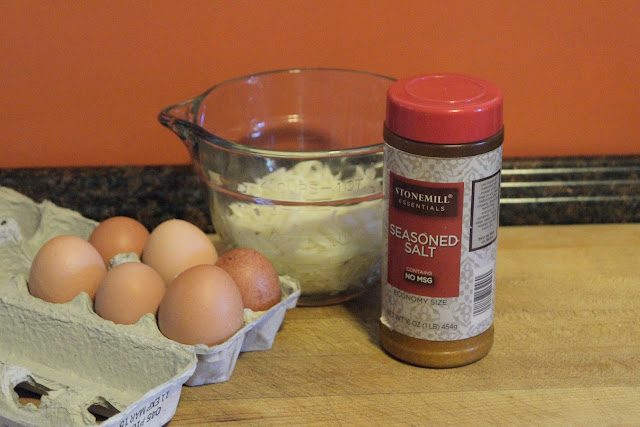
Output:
[{"xmin": 385, "ymin": 73, "xmax": 503, "ymax": 144}]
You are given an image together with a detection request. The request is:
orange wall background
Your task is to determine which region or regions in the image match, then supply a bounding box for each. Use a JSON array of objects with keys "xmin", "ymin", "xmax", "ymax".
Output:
[{"xmin": 1, "ymin": 1, "xmax": 638, "ymax": 168}]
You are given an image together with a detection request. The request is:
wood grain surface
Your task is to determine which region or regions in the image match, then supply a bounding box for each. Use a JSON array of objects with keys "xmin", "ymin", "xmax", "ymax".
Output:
[{"xmin": 172, "ymin": 224, "xmax": 640, "ymax": 426}]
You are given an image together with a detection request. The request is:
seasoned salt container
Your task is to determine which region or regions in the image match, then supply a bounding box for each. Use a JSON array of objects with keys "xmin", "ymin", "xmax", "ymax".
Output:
[{"xmin": 380, "ymin": 73, "xmax": 504, "ymax": 367}]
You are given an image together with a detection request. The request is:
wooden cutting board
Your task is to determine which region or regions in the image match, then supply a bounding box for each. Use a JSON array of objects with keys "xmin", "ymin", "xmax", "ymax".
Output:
[{"xmin": 173, "ymin": 224, "xmax": 640, "ymax": 425}]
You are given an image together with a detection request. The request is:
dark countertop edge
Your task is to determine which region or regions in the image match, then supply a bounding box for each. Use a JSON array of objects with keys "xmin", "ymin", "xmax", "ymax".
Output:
[{"xmin": 1, "ymin": 155, "xmax": 639, "ymax": 231}]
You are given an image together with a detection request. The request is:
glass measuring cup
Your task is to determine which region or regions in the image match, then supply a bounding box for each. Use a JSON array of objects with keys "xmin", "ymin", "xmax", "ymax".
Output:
[{"xmin": 159, "ymin": 68, "xmax": 394, "ymax": 305}]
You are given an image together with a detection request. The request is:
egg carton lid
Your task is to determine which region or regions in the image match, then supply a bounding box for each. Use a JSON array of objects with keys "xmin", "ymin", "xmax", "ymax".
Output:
[{"xmin": 0, "ymin": 186, "xmax": 300, "ymax": 425}]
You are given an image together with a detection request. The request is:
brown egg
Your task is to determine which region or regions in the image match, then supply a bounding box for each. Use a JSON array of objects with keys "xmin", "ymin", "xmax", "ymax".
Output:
[
  {"xmin": 142, "ymin": 219, "xmax": 218, "ymax": 284},
  {"xmin": 216, "ymin": 247, "xmax": 282, "ymax": 311},
  {"xmin": 89, "ymin": 216, "xmax": 149, "ymax": 266},
  {"xmin": 28, "ymin": 235, "xmax": 107, "ymax": 303},
  {"xmin": 94, "ymin": 262, "xmax": 166, "ymax": 325},
  {"xmin": 157, "ymin": 264, "xmax": 244, "ymax": 346}
]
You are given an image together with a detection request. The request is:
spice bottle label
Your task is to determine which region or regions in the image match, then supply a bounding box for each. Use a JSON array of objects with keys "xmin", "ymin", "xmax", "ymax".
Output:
[
  {"xmin": 388, "ymin": 173, "xmax": 464, "ymax": 298},
  {"xmin": 381, "ymin": 145, "xmax": 502, "ymax": 341}
]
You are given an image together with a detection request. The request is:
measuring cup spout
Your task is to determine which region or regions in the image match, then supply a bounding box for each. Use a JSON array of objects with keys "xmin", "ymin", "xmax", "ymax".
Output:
[
  {"xmin": 158, "ymin": 97, "xmax": 212, "ymax": 185},
  {"xmin": 158, "ymin": 98, "xmax": 201, "ymax": 142}
]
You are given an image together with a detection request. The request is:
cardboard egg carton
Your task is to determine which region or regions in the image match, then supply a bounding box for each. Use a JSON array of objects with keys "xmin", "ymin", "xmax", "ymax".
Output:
[{"xmin": 0, "ymin": 186, "xmax": 300, "ymax": 426}]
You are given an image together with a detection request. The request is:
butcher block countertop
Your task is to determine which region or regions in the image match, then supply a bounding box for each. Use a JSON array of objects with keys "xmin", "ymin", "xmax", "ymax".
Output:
[{"xmin": 171, "ymin": 223, "xmax": 640, "ymax": 426}]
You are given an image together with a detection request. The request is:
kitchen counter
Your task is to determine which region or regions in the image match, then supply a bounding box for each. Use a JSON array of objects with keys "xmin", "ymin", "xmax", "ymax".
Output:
[
  {"xmin": 2, "ymin": 157, "xmax": 638, "ymax": 424},
  {"xmin": 171, "ymin": 223, "xmax": 640, "ymax": 425}
]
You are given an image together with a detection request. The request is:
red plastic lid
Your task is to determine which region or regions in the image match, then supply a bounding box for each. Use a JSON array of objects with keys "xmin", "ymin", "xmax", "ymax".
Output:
[{"xmin": 385, "ymin": 73, "xmax": 503, "ymax": 144}]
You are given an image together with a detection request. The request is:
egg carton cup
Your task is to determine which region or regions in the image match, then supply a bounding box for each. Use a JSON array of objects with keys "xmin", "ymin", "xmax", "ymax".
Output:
[
  {"xmin": 0, "ymin": 277, "xmax": 196, "ymax": 427},
  {"xmin": 0, "ymin": 186, "xmax": 300, "ymax": 426}
]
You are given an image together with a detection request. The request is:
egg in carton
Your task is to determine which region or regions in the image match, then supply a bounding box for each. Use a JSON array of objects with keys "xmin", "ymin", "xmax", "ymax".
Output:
[{"xmin": 0, "ymin": 186, "xmax": 300, "ymax": 426}]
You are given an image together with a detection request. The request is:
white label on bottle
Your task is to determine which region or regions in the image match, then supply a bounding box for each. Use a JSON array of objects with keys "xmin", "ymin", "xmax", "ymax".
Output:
[{"xmin": 381, "ymin": 144, "xmax": 502, "ymax": 341}]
